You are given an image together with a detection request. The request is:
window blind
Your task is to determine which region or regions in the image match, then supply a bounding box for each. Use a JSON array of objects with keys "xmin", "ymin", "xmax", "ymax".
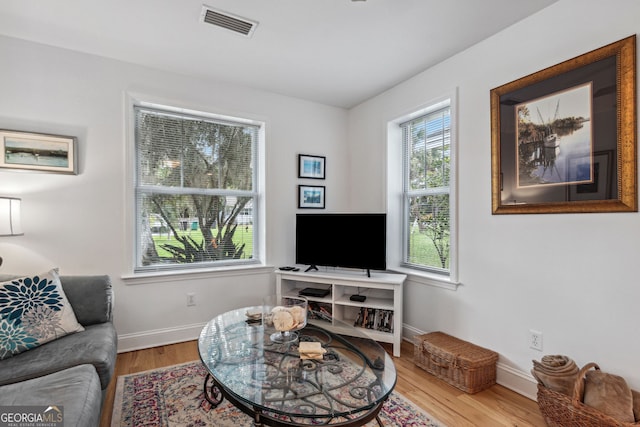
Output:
[
  {"xmin": 133, "ymin": 105, "xmax": 259, "ymax": 271},
  {"xmin": 400, "ymin": 103, "xmax": 451, "ymax": 272}
]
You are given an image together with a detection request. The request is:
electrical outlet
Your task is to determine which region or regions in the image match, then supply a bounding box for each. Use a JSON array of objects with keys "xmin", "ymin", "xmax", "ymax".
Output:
[
  {"xmin": 187, "ymin": 292, "xmax": 196, "ymax": 306},
  {"xmin": 529, "ymin": 329, "xmax": 543, "ymax": 351}
]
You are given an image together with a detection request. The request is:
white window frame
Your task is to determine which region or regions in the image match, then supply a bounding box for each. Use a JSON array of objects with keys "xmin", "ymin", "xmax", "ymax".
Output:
[
  {"xmin": 124, "ymin": 95, "xmax": 266, "ymax": 277},
  {"xmin": 386, "ymin": 91, "xmax": 458, "ymax": 288}
]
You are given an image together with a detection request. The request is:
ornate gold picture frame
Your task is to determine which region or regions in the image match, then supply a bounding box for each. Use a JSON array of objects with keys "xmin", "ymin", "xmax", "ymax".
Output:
[{"xmin": 490, "ymin": 35, "xmax": 636, "ymax": 214}]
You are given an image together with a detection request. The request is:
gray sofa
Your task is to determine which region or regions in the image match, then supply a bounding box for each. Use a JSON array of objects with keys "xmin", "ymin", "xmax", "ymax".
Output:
[{"xmin": 0, "ymin": 275, "xmax": 117, "ymax": 427}]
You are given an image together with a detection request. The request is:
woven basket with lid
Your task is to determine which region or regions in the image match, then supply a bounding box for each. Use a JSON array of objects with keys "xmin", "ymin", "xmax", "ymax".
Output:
[{"xmin": 414, "ymin": 331, "xmax": 499, "ymax": 394}]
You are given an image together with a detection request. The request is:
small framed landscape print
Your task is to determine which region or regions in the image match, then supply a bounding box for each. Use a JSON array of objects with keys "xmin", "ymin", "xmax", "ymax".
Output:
[
  {"xmin": 298, "ymin": 185, "xmax": 325, "ymax": 209},
  {"xmin": 298, "ymin": 154, "xmax": 326, "ymax": 179},
  {"xmin": 0, "ymin": 130, "xmax": 77, "ymax": 174}
]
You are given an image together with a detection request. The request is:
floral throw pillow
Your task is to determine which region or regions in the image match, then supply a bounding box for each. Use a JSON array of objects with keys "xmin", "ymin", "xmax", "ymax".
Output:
[{"xmin": 0, "ymin": 270, "xmax": 84, "ymax": 359}]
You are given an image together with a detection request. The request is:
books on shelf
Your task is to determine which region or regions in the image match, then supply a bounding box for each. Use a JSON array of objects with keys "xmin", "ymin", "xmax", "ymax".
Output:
[
  {"xmin": 308, "ymin": 301, "xmax": 332, "ymax": 322},
  {"xmin": 353, "ymin": 308, "xmax": 393, "ymax": 333}
]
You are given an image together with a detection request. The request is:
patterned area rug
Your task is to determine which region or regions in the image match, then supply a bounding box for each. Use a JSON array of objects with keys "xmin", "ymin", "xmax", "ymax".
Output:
[{"xmin": 111, "ymin": 360, "xmax": 443, "ymax": 426}]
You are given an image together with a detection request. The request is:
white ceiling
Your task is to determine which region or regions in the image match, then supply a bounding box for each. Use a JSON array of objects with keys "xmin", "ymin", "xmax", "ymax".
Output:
[{"xmin": 0, "ymin": 0, "xmax": 557, "ymax": 108}]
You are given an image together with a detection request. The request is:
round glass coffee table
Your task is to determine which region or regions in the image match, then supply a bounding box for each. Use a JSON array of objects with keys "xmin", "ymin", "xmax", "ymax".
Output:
[{"xmin": 198, "ymin": 306, "xmax": 397, "ymax": 427}]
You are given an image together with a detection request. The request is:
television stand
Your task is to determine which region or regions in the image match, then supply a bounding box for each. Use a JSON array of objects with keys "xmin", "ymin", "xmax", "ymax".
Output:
[
  {"xmin": 304, "ymin": 264, "xmax": 318, "ymax": 273},
  {"xmin": 275, "ymin": 269, "xmax": 406, "ymax": 356}
]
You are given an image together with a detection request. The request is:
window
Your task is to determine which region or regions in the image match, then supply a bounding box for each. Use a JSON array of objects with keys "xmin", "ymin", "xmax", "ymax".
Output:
[
  {"xmin": 133, "ymin": 103, "xmax": 261, "ymax": 272},
  {"xmin": 400, "ymin": 99, "xmax": 455, "ymax": 276}
]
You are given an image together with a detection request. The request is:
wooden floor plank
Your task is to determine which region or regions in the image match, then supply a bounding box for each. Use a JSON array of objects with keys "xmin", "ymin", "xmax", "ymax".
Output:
[
  {"xmin": 100, "ymin": 339, "xmax": 545, "ymax": 427},
  {"xmin": 460, "ymin": 386, "xmax": 544, "ymax": 427}
]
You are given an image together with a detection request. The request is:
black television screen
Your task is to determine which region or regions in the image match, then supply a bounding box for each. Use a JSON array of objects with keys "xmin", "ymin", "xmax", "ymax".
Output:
[{"xmin": 295, "ymin": 213, "xmax": 386, "ymax": 274}]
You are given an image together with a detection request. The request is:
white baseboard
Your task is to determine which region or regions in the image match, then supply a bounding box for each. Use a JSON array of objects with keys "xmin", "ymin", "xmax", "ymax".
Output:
[
  {"xmin": 496, "ymin": 362, "xmax": 538, "ymax": 400},
  {"xmin": 402, "ymin": 323, "xmax": 424, "ymax": 343},
  {"xmin": 401, "ymin": 323, "xmax": 538, "ymax": 401},
  {"xmin": 119, "ymin": 322, "xmax": 539, "ymax": 401},
  {"xmin": 117, "ymin": 322, "xmax": 205, "ymax": 353}
]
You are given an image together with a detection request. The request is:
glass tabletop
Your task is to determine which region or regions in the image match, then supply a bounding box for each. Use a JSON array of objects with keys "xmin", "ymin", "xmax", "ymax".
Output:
[{"xmin": 198, "ymin": 306, "xmax": 397, "ymax": 421}]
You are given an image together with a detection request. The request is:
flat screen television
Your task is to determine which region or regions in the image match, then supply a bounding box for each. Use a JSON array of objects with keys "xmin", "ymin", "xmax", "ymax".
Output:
[{"xmin": 295, "ymin": 213, "xmax": 386, "ymax": 276}]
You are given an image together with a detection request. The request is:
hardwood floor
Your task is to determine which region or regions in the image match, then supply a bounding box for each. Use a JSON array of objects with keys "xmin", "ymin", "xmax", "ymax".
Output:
[{"xmin": 100, "ymin": 340, "xmax": 546, "ymax": 427}]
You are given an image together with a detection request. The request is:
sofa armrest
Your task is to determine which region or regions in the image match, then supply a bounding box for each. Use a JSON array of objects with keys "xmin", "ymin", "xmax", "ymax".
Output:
[{"xmin": 59, "ymin": 275, "xmax": 113, "ymax": 325}]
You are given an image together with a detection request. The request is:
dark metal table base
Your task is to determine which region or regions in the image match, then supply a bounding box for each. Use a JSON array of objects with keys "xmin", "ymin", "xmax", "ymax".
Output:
[{"xmin": 203, "ymin": 373, "xmax": 385, "ymax": 427}]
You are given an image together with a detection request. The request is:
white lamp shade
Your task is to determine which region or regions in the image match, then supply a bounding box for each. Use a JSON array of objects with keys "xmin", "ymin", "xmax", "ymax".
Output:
[{"xmin": 0, "ymin": 197, "xmax": 23, "ymax": 236}]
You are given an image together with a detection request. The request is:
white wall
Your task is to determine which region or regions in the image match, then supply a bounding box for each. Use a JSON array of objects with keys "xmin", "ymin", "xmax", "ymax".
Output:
[
  {"xmin": 348, "ymin": 0, "xmax": 640, "ymax": 394},
  {"xmin": 0, "ymin": 35, "xmax": 349, "ymax": 350}
]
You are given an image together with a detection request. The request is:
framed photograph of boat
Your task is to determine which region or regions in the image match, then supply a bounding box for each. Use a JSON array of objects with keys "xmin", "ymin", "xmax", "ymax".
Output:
[
  {"xmin": 490, "ymin": 35, "xmax": 636, "ymax": 214},
  {"xmin": 0, "ymin": 130, "xmax": 77, "ymax": 174}
]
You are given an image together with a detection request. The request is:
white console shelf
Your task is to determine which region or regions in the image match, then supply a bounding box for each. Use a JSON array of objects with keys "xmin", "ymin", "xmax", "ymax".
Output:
[{"xmin": 275, "ymin": 269, "xmax": 406, "ymax": 357}]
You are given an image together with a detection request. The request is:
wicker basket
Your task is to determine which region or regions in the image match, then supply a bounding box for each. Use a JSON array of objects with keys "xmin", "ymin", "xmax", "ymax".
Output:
[
  {"xmin": 414, "ymin": 332, "xmax": 498, "ymax": 394},
  {"xmin": 537, "ymin": 362, "xmax": 639, "ymax": 426}
]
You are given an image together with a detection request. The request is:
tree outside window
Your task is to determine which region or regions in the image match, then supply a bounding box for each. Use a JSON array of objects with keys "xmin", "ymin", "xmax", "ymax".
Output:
[{"xmin": 134, "ymin": 105, "xmax": 260, "ymax": 270}]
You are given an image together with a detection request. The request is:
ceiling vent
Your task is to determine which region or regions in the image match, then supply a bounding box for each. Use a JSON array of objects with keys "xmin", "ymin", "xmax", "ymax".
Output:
[{"xmin": 200, "ymin": 6, "xmax": 258, "ymax": 37}]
